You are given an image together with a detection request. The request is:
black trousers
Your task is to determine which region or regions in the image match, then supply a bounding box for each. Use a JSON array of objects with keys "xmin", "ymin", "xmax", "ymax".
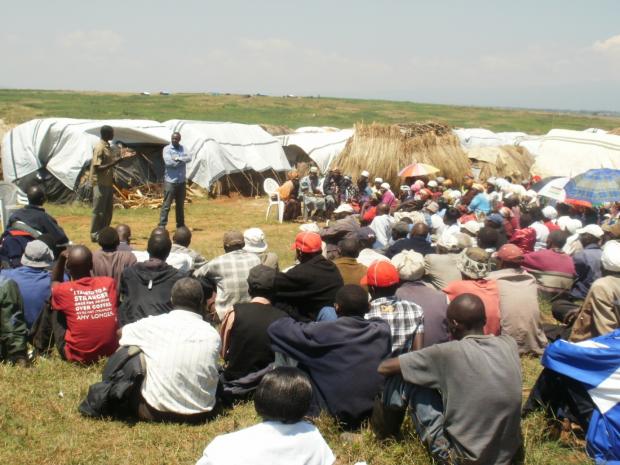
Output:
[
  {"xmin": 523, "ymin": 368, "xmax": 594, "ymax": 431},
  {"xmin": 159, "ymin": 182, "xmax": 186, "ymax": 228}
]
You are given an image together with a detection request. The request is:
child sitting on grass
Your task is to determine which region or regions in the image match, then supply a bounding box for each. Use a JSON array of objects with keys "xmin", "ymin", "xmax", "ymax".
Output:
[{"xmin": 195, "ymin": 367, "xmax": 335, "ymax": 465}]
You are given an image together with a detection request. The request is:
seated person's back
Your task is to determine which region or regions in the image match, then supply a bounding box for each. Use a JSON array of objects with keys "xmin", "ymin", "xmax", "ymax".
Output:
[
  {"xmin": 1, "ymin": 240, "xmax": 53, "ymax": 329},
  {"xmin": 119, "ymin": 278, "xmax": 221, "ymax": 420},
  {"xmin": 196, "ymin": 231, "xmax": 261, "ymax": 321},
  {"xmin": 118, "ymin": 232, "xmax": 185, "ymax": 326},
  {"xmin": 92, "ymin": 227, "xmax": 137, "ymax": 291},
  {"xmin": 522, "ymin": 230, "xmax": 575, "ymax": 275},
  {"xmin": 269, "ymin": 285, "xmax": 392, "ymax": 429},
  {"xmin": 51, "ymin": 245, "xmax": 118, "ymax": 363},
  {"xmin": 196, "ymin": 367, "xmax": 334, "ymax": 465},
  {"xmin": 273, "ymin": 232, "xmax": 344, "ymax": 321},
  {"xmin": 221, "ymin": 265, "xmax": 288, "ymax": 381}
]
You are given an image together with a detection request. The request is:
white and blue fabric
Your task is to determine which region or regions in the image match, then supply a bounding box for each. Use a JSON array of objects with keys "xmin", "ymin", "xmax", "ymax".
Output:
[{"xmin": 542, "ymin": 330, "xmax": 620, "ymax": 464}]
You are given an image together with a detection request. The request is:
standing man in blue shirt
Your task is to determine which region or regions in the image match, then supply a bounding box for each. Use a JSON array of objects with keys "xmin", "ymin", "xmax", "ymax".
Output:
[{"xmin": 160, "ymin": 132, "xmax": 192, "ymax": 228}]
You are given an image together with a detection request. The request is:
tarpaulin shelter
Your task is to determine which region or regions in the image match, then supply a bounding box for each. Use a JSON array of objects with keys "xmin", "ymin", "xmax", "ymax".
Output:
[
  {"xmin": 530, "ymin": 129, "xmax": 620, "ymax": 179},
  {"xmin": 277, "ymin": 128, "xmax": 354, "ymax": 173},
  {"xmin": 165, "ymin": 120, "xmax": 291, "ymax": 196},
  {"xmin": 1, "ymin": 118, "xmax": 171, "ymax": 201}
]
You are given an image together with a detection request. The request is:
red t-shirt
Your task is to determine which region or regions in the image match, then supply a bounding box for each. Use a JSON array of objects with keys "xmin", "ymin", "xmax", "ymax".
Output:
[
  {"xmin": 51, "ymin": 276, "xmax": 119, "ymax": 363},
  {"xmin": 443, "ymin": 279, "xmax": 501, "ymax": 336}
]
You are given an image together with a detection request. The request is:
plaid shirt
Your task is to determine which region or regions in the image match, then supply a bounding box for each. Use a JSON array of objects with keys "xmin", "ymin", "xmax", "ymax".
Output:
[
  {"xmin": 366, "ymin": 296, "xmax": 424, "ymax": 354},
  {"xmin": 196, "ymin": 250, "xmax": 260, "ymax": 319}
]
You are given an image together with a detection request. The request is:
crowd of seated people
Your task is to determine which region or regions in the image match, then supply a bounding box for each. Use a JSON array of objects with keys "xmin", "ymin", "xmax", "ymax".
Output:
[{"xmin": 2, "ymin": 176, "xmax": 619, "ymax": 465}]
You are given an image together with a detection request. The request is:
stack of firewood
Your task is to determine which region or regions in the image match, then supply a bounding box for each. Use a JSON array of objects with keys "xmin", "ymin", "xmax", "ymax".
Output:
[{"xmin": 113, "ymin": 183, "xmax": 206, "ymax": 209}]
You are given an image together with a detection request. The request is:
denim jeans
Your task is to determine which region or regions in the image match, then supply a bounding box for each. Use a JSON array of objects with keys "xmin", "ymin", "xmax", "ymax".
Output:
[
  {"xmin": 378, "ymin": 375, "xmax": 455, "ymax": 463},
  {"xmin": 159, "ymin": 182, "xmax": 186, "ymax": 227}
]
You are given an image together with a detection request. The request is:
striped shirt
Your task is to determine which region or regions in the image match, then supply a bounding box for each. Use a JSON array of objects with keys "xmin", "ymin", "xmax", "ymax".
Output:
[{"xmin": 119, "ymin": 309, "xmax": 221, "ymax": 414}]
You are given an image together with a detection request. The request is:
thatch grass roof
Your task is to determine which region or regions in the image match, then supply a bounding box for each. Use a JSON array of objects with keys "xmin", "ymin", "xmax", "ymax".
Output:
[
  {"xmin": 259, "ymin": 124, "xmax": 292, "ymax": 136},
  {"xmin": 332, "ymin": 122, "xmax": 470, "ymax": 187},
  {"xmin": 467, "ymin": 145, "xmax": 534, "ymax": 182},
  {"xmin": 608, "ymin": 127, "xmax": 620, "ymax": 136}
]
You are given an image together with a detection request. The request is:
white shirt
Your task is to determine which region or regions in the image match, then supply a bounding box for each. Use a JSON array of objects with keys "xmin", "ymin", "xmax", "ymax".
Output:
[
  {"xmin": 530, "ymin": 221, "xmax": 550, "ymax": 251},
  {"xmin": 357, "ymin": 248, "xmax": 391, "ymax": 267},
  {"xmin": 196, "ymin": 421, "xmax": 335, "ymax": 465},
  {"xmin": 119, "ymin": 309, "xmax": 221, "ymax": 414},
  {"xmin": 369, "ymin": 214, "xmax": 395, "ymax": 248},
  {"xmin": 132, "ymin": 250, "xmax": 193, "ymax": 273}
]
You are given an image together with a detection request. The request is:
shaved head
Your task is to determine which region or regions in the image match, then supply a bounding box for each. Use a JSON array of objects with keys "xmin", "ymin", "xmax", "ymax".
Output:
[
  {"xmin": 447, "ymin": 293, "xmax": 486, "ymax": 338},
  {"xmin": 116, "ymin": 224, "xmax": 131, "ymax": 242},
  {"xmin": 411, "ymin": 222, "xmax": 429, "ymax": 237},
  {"xmin": 173, "ymin": 226, "xmax": 192, "ymax": 247},
  {"xmin": 377, "ymin": 203, "xmax": 390, "ymax": 215},
  {"xmin": 66, "ymin": 245, "xmax": 93, "ymax": 279}
]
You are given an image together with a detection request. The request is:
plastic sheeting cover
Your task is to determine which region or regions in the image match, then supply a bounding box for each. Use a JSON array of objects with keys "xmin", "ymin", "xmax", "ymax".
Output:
[{"xmin": 277, "ymin": 129, "xmax": 354, "ymax": 172}]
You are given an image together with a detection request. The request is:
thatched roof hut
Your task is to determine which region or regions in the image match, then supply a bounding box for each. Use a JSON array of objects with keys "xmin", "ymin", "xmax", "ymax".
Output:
[
  {"xmin": 467, "ymin": 146, "xmax": 534, "ymax": 182},
  {"xmin": 332, "ymin": 122, "xmax": 470, "ymax": 187},
  {"xmin": 608, "ymin": 127, "xmax": 620, "ymax": 136}
]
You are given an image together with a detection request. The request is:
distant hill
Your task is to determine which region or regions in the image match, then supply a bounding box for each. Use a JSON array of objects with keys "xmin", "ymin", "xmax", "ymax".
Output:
[{"xmin": 1, "ymin": 89, "xmax": 620, "ymax": 134}]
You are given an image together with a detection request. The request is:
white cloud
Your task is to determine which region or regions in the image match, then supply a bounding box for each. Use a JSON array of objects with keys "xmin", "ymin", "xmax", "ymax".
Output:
[{"xmin": 593, "ymin": 34, "xmax": 620, "ymax": 52}]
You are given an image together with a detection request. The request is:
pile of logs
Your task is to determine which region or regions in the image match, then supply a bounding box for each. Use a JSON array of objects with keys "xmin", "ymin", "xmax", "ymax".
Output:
[{"xmin": 113, "ymin": 183, "xmax": 206, "ymax": 209}]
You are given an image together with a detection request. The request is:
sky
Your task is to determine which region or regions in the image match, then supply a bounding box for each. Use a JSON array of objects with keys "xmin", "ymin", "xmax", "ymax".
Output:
[{"xmin": 2, "ymin": 0, "xmax": 619, "ymax": 112}]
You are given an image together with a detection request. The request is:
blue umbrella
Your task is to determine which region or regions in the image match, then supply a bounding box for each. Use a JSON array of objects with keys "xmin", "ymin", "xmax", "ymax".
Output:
[{"xmin": 564, "ymin": 169, "xmax": 620, "ymax": 205}]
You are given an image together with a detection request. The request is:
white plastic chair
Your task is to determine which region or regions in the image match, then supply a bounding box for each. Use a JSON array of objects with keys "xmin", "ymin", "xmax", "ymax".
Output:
[{"xmin": 263, "ymin": 178, "xmax": 284, "ymax": 223}]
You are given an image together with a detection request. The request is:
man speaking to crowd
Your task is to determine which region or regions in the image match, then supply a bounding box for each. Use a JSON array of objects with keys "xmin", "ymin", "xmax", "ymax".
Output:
[{"xmin": 159, "ymin": 132, "xmax": 192, "ymax": 229}]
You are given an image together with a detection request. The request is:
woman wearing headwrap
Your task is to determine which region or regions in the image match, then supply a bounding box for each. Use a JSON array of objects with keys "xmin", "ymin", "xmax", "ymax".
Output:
[{"xmin": 278, "ymin": 170, "xmax": 302, "ymax": 221}]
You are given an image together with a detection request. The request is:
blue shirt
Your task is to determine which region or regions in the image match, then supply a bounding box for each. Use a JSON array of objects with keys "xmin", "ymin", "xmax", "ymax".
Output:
[
  {"xmin": 163, "ymin": 143, "xmax": 192, "ymax": 183},
  {"xmin": 468, "ymin": 192, "xmax": 491, "ymax": 215},
  {"xmin": 1, "ymin": 266, "xmax": 51, "ymax": 328}
]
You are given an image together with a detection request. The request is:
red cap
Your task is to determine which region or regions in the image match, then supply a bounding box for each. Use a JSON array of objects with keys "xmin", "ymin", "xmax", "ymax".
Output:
[
  {"xmin": 361, "ymin": 261, "xmax": 400, "ymax": 287},
  {"xmin": 494, "ymin": 244, "xmax": 524, "ymax": 263},
  {"xmin": 292, "ymin": 232, "xmax": 322, "ymax": 253}
]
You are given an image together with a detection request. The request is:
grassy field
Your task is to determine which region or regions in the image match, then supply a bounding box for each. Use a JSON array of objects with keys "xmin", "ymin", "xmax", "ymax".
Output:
[
  {"xmin": 1, "ymin": 89, "xmax": 620, "ymax": 133},
  {"xmin": 0, "ymin": 197, "xmax": 591, "ymax": 465}
]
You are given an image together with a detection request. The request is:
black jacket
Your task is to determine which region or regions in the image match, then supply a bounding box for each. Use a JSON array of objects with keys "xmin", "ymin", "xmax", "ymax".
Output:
[
  {"xmin": 8, "ymin": 205, "xmax": 69, "ymax": 246},
  {"xmin": 118, "ymin": 259, "xmax": 186, "ymax": 326},
  {"xmin": 274, "ymin": 255, "xmax": 344, "ymax": 321}
]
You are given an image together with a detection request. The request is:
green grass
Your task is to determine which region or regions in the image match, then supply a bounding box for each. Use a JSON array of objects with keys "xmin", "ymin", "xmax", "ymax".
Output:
[
  {"xmin": 0, "ymin": 197, "xmax": 592, "ymax": 464},
  {"xmin": 1, "ymin": 89, "xmax": 620, "ymax": 134}
]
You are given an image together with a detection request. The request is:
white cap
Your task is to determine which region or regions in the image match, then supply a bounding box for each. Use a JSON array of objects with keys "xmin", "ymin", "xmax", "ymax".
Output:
[
  {"xmin": 461, "ymin": 220, "xmax": 481, "ymax": 235},
  {"xmin": 542, "ymin": 206, "xmax": 558, "ymax": 220},
  {"xmin": 361, "ymin": 170, "xmax": 370, "ymax": 177},
  {"xmin": 380, "ymin": 182, "xmax": 390, "ymax": 190},
  {"xmin": 576, "ymin": 224, "xmax": 604, "ymax": 238},
  {"xmin": 243, "ymin": 227, "xmax": 268, "ymax": 253},
  {"xmin": 309, "ymin": 166, "xmax": 319, "ymax": 173},
  {"xmin": 374, "ymin": 177, "xmax": 383, "ymax": 183},
  {"xmin": 602, "ymin": 240, "xmax": 620, "ymax": 272},
  {"xmin": 333, "ymin": 203, "xmax": 354, "ymax": 214},
  {"xmin": 427, "ymin": 180, "xmax": 438, "ymax": 188},
  {"xmin": 525, "ymin": 189, "xmax": 538, "ymax": 198}
]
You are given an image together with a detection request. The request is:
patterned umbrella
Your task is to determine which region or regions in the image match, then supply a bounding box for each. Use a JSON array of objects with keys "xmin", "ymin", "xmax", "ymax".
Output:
[
  {"xmin": 398, "ymin": 162, "xmax": 440, "ymax": 177},
  {"xmin": 532, "ymin": 176, "xmax": 569, "ymax": 201},
  {"xmin": 564, "ymin": 169, "xmax": 620, "ymax": 205}
]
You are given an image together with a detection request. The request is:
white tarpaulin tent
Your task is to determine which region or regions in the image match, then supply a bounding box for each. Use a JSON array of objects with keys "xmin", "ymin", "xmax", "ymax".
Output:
[
  {"xmin": 1, "ymin": 118, "xmax": 171, "ymax": 191},
  {"xmin": 277, "ymin": 128, "xmax": 354, "ymax": 172},
  {"xmin": 165, "ymin": 120, "xmax": 290, "ymax": 189},
  {"xmin": 530, "ymin": 129, "xmax": 620, "ymax": 178},
  {"xmin": 453, "ymin": 128, "xmax": 528, "ymax": 149}
]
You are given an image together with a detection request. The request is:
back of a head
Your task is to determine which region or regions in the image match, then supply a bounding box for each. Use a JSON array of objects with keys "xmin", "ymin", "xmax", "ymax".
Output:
[
  {"xmin": 411, "ymin": 222, "xmax": 429, "ymax": 237},
  {"xmin": 377, "ymin": 203, "xmax": 390, "ymax": 215},
  {"xmin": 548, "ymin": 230, "xmax": 569, "ymax": 249},
  {"xmin": 335, "ymin": 284, "xmax": 370, "ymax": 317},
  {"xmin": 529, "ymin": 207, "xmax": 544, "ymax": 222},
  {"xmin": 447, "ymin": 293, "xmax": 486, "ymax": 331},
  {"xmin": 223, "ymin": 230, "xmax": 245, "ymax": 252},
  {"xmin": 100, "ymin": 125, "xmax": 113, "ymax": 139},
  {"xmin": 556, "ymin": 203, "xmax": 571, "ymax": 217},
  {"xmin": 444, "ymin": 207, "xmax": 460, "ymax": 224},
  {"xmin": 503, "ymin": 197, "xmax": 518, "ymax": 208},
  {"xmin": 67, "ymin": 245, "xmax": 93, "ymax": 277},
  {"xmin": 27, "ymin": 184, "xmax": 46, "ymax": 206},
  {"xmin": 247, "ymin": 264, "xmax": 277, "ymax": 299},
  {"xmin": 116, "ymin": 224, "xmax": 131, "ymax": 242},
  {"xmin": 477, "ymin": 227, "xmax": 499, "ymax": 250},
  {"xmin": 255, "ymin": 367, "xmax": 312, "ymax": 424},
  {"xmin": 173, "ymin": 226, "xmax": 192, "ymax": 247},
  {"xmin": 519, "ymin": 212, "xmax": 534, "ymax": 228},
  {"xmin": 97, "ymin": 227, "xmax": 120, "ymax": 251},
  {"xmin": 171, "ymin": 277, "xmax": 204, "ymax": 313},
  {"xmin": 338, "ymin": 237, "xmax": 361, "ymax": 258},
  {"xmin": 151, "ymin": 226, "xmax": 170, "ymax": 238},
  {"xmin": 148, "ymin": 234, "xmax": 172, "ymax": 260},
  {"xmin": 392, "ymin": 222, "xmax": 410, "ymax": 240}
]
